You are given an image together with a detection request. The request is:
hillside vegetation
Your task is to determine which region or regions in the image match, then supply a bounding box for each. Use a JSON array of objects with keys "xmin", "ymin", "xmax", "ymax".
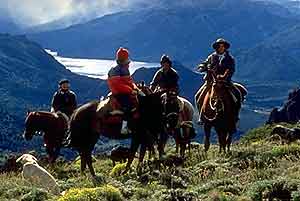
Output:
[{"xmin": 2, "ymin": 123, "xmax": 300, "ymax": 200}]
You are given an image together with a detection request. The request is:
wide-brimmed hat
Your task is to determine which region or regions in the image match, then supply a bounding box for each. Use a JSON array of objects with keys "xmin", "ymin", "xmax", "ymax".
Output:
[{"xmin": 212, "ymin": 38, "xmax": 231, "ymax": 50}]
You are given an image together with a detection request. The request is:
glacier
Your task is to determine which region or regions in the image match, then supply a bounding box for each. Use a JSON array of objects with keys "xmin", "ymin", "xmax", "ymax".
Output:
[{"xmin": 46, "ymin": 49, "xmax": 158, "ymax": 80}]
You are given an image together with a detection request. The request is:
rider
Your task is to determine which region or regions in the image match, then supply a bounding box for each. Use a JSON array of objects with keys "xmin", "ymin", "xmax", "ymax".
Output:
[
  {"xmin": 195, "ymin": 38, "xmax": 241, "ymax": 123},
  {"xmin": 150, "ymin": 55, "xmax": 180, "ymax": 156},
  {"xmin": 107, "ymin": 47, "xmax": 140, "ymax": 133},
  {"xmin": 150, "ymin": 54, "xmax": 179, "ymax": 94},
  {"xmin": 51, "ymin": 79, "xmax": 77, "ymax": 118}
]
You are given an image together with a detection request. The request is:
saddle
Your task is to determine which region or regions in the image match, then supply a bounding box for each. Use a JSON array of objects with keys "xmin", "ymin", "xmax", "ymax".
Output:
[
  {"xmin": 96, "ymin": 94, "xmax": 139, "ymax": 123},
  {"xmin": 197, "ymin": 82, "xmax": 247, "ymax": 110}
]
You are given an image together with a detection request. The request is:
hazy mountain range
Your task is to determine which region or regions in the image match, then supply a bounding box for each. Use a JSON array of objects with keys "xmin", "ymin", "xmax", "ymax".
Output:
[
  {"xmin": 25, "ymin": 0, "xmax": 300, "ymax": 85},
  {"xmin": 0, "ymin": 0, "xmax": 298, "ymax": 152}
]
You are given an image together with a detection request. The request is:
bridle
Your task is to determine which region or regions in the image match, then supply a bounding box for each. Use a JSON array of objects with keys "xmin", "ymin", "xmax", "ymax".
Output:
[{"xmin": 200, "ymin": 70, "xmax": 225, "ymax": 122}]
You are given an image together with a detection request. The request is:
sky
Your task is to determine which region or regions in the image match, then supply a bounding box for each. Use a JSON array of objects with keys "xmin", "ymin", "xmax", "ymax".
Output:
[
  {"xmin": 2, "ymin": 0, "xmax": 135, "ymax": 26},
  {"xmin": 0, "ymin": 0, "xmax": 296, "ymax": 27}
]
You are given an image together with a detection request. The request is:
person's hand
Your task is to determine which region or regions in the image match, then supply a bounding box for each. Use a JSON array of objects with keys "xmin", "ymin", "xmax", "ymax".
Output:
[
  {"xmin": 217, "ymin": 75, "xmax": 225, "ymax": 80},
  {"xmin": 132, "ymin": 89, "xmax": 138, "ymax": 95}
]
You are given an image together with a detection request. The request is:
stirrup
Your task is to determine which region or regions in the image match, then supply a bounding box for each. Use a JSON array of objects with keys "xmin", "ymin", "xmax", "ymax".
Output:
[
  {"xmin": 110, "ymin": 110, "xmax": 124, "ymax": 116},
  {"xmin": 197, "ymin": 119, "xmax": 204, "ymax": 125},
  {"xmin": 121, "ymin": 121, "xmax": 131, "ymax": 134}
]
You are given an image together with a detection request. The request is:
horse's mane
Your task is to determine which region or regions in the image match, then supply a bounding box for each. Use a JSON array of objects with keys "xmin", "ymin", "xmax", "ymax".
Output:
[
  {"xmin": 26, "ymin": 111, "xmax": 58, "ymax": 124},
  {"xmin": 178, "ymin": 96, "xmax": 194, "ymax": 121},
  {"xmin": 30, "ymin": 111, "xmax": 57, "ymax": 117}
]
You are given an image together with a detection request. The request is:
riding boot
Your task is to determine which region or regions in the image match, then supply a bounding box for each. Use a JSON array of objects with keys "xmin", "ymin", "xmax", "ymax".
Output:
[{"xmin": 121, "ymin": 109, "xmax": 132, "ymax": 135}]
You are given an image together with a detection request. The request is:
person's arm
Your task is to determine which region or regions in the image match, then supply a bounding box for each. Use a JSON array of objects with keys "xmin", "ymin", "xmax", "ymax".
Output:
[
  {"xmin": 174, "ymin": 71, "xmax": 180, "ymax": 92},
  {"xmin": 218, "ymin": 56, "xmax": 235, "ymax": 80},
  {"xmin": 197, "ymin": 55, "xmax": 212, "ymax": 72},
  {"xmin": 150, "ymin": 70, "xmax": 161, "ymax": 91},
  {"xmin": 51, "ymin": 92, "xmax": 59, "ymax": 112},
  {"xmin": 71, "ymin": 93, "xmax": 77, "ymax": 111}
]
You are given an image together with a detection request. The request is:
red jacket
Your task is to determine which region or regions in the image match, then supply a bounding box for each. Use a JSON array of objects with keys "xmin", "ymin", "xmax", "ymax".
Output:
[{"xmin": 107, "ymin": 64, "xmax": 135, "ymax": 95}]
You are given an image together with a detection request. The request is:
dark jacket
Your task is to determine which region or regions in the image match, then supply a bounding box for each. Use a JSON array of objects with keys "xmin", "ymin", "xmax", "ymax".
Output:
[
  {"xmin": 199, "ymin": 51, "xmax": 235, "ymax": 82},
  {"xmin": 150, "ymin": 67, "xmax": 179, "ymax": 92},
  {"xmin": 51, "ymin": 90, "xmax": 77, "ymax": 117}
]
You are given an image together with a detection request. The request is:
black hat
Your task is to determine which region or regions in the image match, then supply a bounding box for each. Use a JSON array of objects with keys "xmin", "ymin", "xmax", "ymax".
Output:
[
  {"xmin": 160, "ymin": 54, "xmax": 172, "ymax": 66},
  {"xmin": 212, "ymin": 38, "xmax": 231, "ymax": 50},
  {"xmin": 59, "ymin": 79, "xmax": 70, "ymax": 85}
]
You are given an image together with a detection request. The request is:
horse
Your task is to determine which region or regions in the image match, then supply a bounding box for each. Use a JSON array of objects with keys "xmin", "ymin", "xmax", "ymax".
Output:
[
  {"xmin": 196, "ymin": 70, "xmax": 244, "ymax": 153},
  {"xmin": 23, "ymin": 111, "xmax": 69, "ymax": 163},
  {"xmin": 160, "ymin": 91, "xmax": 196, "ymax": 158},
  {"xmin": 68, "ymin": 85, "xmax": 164, "ymax": 177}
]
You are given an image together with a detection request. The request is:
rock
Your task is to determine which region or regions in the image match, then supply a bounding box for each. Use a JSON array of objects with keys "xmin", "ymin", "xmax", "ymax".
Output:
[{"xmin": 270, "ymin": 125, "xmax": 300, "ymax": 143}]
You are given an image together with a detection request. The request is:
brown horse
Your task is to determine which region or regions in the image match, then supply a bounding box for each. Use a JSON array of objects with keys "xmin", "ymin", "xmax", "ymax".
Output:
[
  {"xmin": 196, "ymin": 71, "xmax": 244, "ymax": 153},
  {"xmin": 162, "ymin": 93, "xmax": 196, "ymax": 158},
  {"xmin": 68, "ymin": 85, "xmax": 165, "ymax": 177},
  {"xmin": 23, "ymin": 111, "xmax": 68, "ymax": 163}
]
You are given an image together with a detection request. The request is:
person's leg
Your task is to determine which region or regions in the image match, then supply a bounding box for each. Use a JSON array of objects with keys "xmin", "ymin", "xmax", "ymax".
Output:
[
  {"xmin": 228, "ymin": 84, "xmax": 242, "ymax": 122},
  {"xmin": 196, "ymin": 84, "xmax": 209, "ymax": 124}
]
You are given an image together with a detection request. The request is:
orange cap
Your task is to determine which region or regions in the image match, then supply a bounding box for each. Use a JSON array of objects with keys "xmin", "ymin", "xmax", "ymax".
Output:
[{"xmin": 116, "ymin": 47, "xmax": 130, "ymax": 65}]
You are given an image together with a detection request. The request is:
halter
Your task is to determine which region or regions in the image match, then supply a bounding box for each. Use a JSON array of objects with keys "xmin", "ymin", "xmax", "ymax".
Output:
[{"xmin": 200, "ymin": 70, "xmax": 225, "ymax": 122}]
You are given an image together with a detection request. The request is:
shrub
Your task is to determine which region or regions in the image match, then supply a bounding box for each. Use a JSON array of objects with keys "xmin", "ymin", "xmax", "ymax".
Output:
[
  {"xmin": 20, "ymin": 188, "xmax": 49, "ymax": 201},
  {"xmin": 59, "ymin": 185, "xmax": 123, "ymax": 201},
  {"xmin": 109, "ymin": 163, "xmax": 127, "ymax": 178}
]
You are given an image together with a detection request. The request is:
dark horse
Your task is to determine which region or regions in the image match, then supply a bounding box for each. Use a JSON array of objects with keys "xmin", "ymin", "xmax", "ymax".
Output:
[
  {"xmin": 68, "ymin": 86, "xmax": 164, "ymax": 176},
  {"xmin": 24, "ymin": 111, "xmax": 68, "ymax": 162},
  {"xmin": 196, "ymin": 70, "xmax": 245, "ymax": 153}
]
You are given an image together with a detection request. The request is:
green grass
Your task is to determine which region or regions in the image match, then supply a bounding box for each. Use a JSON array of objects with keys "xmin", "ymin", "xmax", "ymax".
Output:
[{"xmin": 2, "ymin": 123, "xmax": 300, "ymax": 200}]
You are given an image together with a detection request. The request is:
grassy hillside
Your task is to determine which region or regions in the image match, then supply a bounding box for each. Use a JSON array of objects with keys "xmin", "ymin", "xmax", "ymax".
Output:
[
  {"xmin": 2, "ymin": 123, "xmax": 300, "ymax": 200},
  {"xmin": 0, "ymin": 34, "xmax": 107, "ymax": 152}
]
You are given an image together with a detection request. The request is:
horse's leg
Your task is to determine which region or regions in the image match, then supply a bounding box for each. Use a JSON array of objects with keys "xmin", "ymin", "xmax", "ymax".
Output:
[
  {"xmin": 175, "ymin": 138, "xmax": 179, "ymax": 155},
  {"xmin": 158, "ymin": 132, "xmax": 168, "ymax": 159},
  {"xmin": 180, "ymin": 143, "xmax": 186, "ymax": 158},
  {"xmin": 137, "ymin": 144, "xmax": 147, "ymax": 173},
  {"xmin": 46, "ymin": 146, "xmax": 56, "ymax": 164},
  {"xmin": 80, "ymin": 152, "xmax": 87, "ymax": 174},
  {"xmin": 227, "ymin": 132, "xmax": 233, "ymax": 152},
  {"xmin": 86, "ymin": 151, "xmax": 96, "ymax": 177},
  {"xmin": 204, "ymin": 124, "xmax": 212, "ymax": 152},
  {"xmin": 53, "ymin": 146, "xmax": 61, "ymax": 161},
  {"xmin": 148, "ymin": 144, "xmax": 155, "ymax": 160},
  {"xmin": 124, "ymin": 134, "xmax": 140, "ymax": 174},
  {"xmin": 216, "ymin": 128, "xmax": 226, "ymax": 153}
]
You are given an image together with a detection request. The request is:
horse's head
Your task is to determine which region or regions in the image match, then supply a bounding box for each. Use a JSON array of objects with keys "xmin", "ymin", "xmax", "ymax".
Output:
[
  {"xmin": 137, "ymin": 85, "xmax": 165, "ymax": 131},
  {"xmin": 136, "ymin": 82, "xmax": 153, "ymax": 96},
  {"xmin": 162, "ymin": 90, "xmax": 180, "ymax": 131},
  {"xmin": 23, "ymin": 111, "xmax": 40, "ymax": 140}
]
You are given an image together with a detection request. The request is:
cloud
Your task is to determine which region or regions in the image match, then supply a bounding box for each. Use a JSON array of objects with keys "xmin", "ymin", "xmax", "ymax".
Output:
[
  {"xmin": 0, "ymin": 0, "xmax": 221, "ymax": 27},
  {"xmin": 4, "ymin": 0, "xmax": 134, "ymax": 26}
]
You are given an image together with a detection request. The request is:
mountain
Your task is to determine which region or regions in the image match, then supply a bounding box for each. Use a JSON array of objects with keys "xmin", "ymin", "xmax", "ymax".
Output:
[
  {"xmin": 28, "ymin": 0, "xmax": 299, "ymax": 67},
  {"xmin": 0, "ymin": 9, "xmax": 21, "ymax": 34},
  {"xmin": 0, "ymin": 34, "xmax": 107, "ymax": 151},
  {"xmin": 132, "ymin": 62, "xmax": 268, "ymax": 132},
  {"xmin": 132, "ymin": 61, "xmax": 201, "ymax": 101},
  {"xmin": 236, "ymin": 24, "xmax": 300, "ymax": 82}
]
